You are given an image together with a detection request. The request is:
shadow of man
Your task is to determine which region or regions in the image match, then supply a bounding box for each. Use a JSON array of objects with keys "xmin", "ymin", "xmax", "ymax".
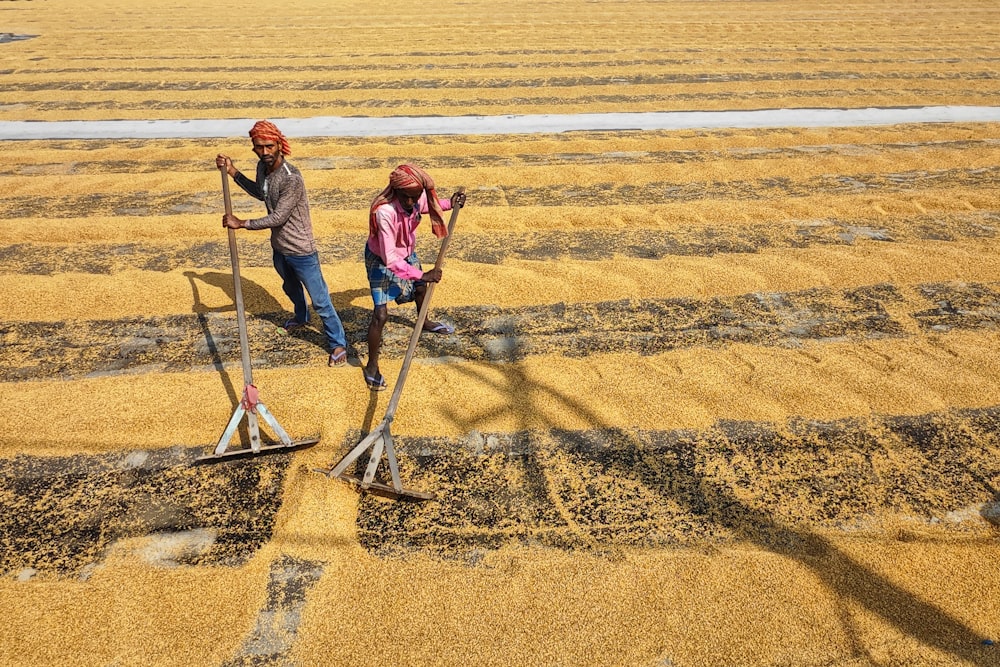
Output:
[
  {"xmin": 185, "ymin": 270, "xmax": 285, "ymax": 448},
  {"xmin": 185, "ymin": 269, "xmax": 283, "ymax": 319}
]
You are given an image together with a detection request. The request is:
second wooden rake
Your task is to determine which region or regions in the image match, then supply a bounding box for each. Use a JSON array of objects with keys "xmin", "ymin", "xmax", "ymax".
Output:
[{"xmin": 314, "ymin": 187, "xmax": 465, "ymax": 499}]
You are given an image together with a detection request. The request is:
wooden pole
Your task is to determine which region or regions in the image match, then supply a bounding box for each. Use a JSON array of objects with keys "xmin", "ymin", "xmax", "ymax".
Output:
[
  {"xmin": 220, "ymin": 168, "xmax": 260, "ymax": 451},
  {"xmin": 222, "ymin": 169, "xmax": 255, "ymax": 390}
]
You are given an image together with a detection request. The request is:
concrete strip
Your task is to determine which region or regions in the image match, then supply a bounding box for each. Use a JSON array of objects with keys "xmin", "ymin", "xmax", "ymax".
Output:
[{"xmin": 3, "ymin": 106, "xmax": 1000, "ymax": 140}]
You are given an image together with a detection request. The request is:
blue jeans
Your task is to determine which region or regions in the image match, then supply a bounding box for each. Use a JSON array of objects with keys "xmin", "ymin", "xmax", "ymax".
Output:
[{"xmin": 273, "ymin": 250, "xmax": 347, "ymax": 351}]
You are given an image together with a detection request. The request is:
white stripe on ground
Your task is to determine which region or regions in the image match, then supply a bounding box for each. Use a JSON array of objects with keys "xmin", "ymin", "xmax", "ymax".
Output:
[{"xmin": 3, "ymin": 106, "xmax": 999, "ymax": 140}]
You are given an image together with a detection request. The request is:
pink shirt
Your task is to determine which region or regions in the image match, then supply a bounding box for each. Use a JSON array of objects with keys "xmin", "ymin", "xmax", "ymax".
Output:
[{"xmin": 367, "ymin": 192, "xmax": 453, "ymax": 281}]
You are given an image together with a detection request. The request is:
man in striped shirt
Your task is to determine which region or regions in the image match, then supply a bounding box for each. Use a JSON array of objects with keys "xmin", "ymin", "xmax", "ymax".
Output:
[{"xmin": 215, "ymin": 120, "xmax": 349, "ymax": 367}]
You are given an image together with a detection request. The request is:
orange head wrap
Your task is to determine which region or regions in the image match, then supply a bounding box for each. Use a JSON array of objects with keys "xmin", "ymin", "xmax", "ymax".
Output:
[
  {"xmin": 369, "ymin": 164, "xmax": 448, "ymax": 239},
  {"xmin": 248, "ymin": 120, "xmax": 291, "ymax": 156}
]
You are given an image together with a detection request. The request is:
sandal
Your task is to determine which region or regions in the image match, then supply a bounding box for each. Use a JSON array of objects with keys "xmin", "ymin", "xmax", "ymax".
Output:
[
  {"xmin": 364, "ymin": 370, "xmax": 387, "ymax": 392},
  {"xmin": 283, "ymin": 318, "xmax": 307, "ymax": 332},
  {"xmin": 424, "ymin": 321, "xmax": 455, "ymax": 335},
  {"xmin": 328, "ymin": 348, "xmax": 348, "ymax": 367}
]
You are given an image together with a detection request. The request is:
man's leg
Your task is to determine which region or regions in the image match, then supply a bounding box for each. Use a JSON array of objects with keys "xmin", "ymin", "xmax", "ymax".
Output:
[
  {"xmin": 365, "ymin": 304, "xmax": 388, "ymax": 389},
  {"xmin": 413, "ymin": 281, "xmax": 454, "ymax": 334},
  {"xmin": 273, "ymin": 251, "xmax": 309, "ymax": 325},
  {"xmin": 284, "ymin": 252, "xmax": 348, "ymax": 356}
]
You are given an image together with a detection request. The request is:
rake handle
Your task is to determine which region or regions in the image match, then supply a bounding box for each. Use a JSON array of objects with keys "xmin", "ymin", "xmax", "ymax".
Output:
[{"xmin": 220, "ymin": 167, "xmax": 254, "ymax": 387}]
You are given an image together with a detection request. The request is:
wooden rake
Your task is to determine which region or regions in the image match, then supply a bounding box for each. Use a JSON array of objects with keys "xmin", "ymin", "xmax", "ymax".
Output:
[
  {"xmin": 314, "ymin": 187, "xmax": 465, "ymax": 499},
  {"xmin": 196, "ymin": 168, "xmax": 320, "ymax": 462}
]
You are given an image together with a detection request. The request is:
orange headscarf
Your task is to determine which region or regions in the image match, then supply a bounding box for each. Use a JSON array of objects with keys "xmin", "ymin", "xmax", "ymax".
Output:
[
  {"xmin": 369, "ymin": 164, "xmax": 448, "ymax": 239},
  {"xmin": 248, "ymin": 120, "xmax": 291, "ymax": 156}
]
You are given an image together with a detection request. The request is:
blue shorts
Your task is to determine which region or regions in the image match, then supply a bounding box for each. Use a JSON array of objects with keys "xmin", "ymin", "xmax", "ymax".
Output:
[{"xmin": 365, "ymin": 245, "xmax": 424, "ymax": 307}]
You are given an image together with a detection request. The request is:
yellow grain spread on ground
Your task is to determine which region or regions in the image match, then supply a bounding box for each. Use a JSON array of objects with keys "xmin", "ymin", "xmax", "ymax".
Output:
[{"xmin": 1, "ymin": 1, "xmax": 999, "ymax": 666}]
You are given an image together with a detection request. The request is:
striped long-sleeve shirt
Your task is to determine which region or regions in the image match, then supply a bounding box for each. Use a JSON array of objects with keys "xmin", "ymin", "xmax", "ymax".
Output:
[{"xmin": 233, "ymin": 160, "xmax": 317, "ymax": 257}]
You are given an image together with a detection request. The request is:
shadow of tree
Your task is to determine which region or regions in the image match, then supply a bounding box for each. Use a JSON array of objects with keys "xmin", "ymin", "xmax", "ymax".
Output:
[{"xmin": 389, "ymin": 358, "xmax": 996, "ymax": 664}]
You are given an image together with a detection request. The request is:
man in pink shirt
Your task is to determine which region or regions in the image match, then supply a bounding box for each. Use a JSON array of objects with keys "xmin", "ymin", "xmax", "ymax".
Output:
[{"xmin": 363, "ymin": 164, "xmax": 466, "ymax": 391}]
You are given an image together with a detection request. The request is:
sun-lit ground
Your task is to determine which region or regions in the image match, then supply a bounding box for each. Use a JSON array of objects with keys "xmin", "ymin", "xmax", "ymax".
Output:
[{"xmin": 1, "ymin": 1, "xmax": 1000, "ymax": 666}]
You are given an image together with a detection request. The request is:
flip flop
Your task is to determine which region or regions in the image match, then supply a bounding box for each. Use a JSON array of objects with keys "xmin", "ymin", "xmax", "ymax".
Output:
[
  {"xmin": 424, "ymin": 322, "xmax": 455, "ymax": 335},
  {"xmin": 283, "ymin": 318, "xmax": 307, "ymax": 332},
  {"xmin": 328, "ymin": 348, "xmax": 348, "ymax": 367},
  {"xmin": 364, "ymin": 370, "xmax": 387, "ymax": 392}
]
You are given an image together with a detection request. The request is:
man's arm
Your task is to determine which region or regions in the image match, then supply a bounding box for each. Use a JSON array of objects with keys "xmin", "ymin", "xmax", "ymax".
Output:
[
  {"xmin": 215, "ymin": 154, "xmax": 264, "ymax": 200},
  {"xmin": 373, "ymin": 206, "xmax": 432, "ymax": 281},
  {"xmin": 244, "ymin": 172, "xmax": 303, "ymax": 230},
  {"xmin": 418, "ymin": 194, "xmax": 453, "ymax": 214},
  {"xmin": 233, "ymin": 170, "xmax": 264, "ymax": 200}
]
